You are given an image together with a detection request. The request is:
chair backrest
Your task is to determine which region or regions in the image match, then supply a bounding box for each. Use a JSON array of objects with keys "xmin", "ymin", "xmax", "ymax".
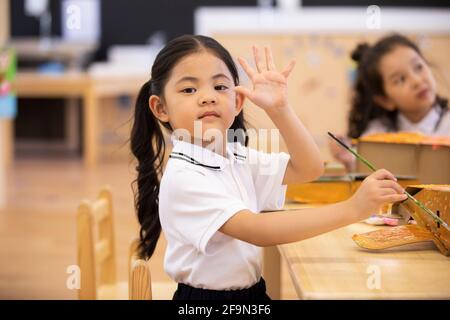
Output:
[
  {"xmin": 76, "ymin": 186, "xmax": 117, "ymax": 300},
  {"xmin": 128, "ymin": 238, "xmax": 152, "ymax": 300}
]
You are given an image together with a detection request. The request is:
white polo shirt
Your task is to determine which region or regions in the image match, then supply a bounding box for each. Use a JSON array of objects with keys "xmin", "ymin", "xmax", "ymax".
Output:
[
  {"xmin": 363, "ymin": 105, "xmax": 450, "ymax": 136},
  {"xmin": 158, "ymin": 138, "xmax": 290, "ymax": 290}
]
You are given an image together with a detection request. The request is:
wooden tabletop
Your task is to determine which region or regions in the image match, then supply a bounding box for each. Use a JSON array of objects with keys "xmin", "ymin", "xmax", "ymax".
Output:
[
  {"xmin": 278, "ymin": 206, "xmax": 450, "ymax": 299},
  {"xmin": 14, "ymin": 71, "xmax": 148, "ymax": 97},
  {"xmin": 14, "ymin": 71, "xmax": 89, "ymax": 97}
]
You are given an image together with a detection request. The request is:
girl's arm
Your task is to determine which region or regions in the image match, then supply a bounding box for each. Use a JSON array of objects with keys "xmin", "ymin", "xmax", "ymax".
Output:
[
  {"xmin": 220, "ymin": 169, "xmax": 407, "ymax": 246},
  {"xmin": 235, "ymin": 46, "xmax": 323, "ymax": 184},
  {"xmin": 268, "ymin": 107, "xmax": 324, "ymax": 184},
  {"xmin": 221, "ymin": 200, "xmax": 357, "ymax": 246}
]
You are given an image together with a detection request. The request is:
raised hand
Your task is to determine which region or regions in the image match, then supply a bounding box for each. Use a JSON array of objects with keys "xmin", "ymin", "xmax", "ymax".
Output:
[{"xmin": 235, "ymin": 46, "xmax": 295, "ymax": 114}]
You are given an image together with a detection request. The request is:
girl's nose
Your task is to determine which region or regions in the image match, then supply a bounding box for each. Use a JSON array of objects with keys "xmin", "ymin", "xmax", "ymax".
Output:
[
  {"xmin": 200, "ymin": 96, "xmax": 217, "ymax": 105},
  {"xmin": 410, "ymin": 72, "xmax": 422, "ymax": 88}
]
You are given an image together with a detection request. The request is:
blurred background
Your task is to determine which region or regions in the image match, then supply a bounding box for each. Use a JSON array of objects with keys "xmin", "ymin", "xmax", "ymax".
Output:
[{"xmin": 0, "ymin": 0, "xmax": 449, "ymax": 299}]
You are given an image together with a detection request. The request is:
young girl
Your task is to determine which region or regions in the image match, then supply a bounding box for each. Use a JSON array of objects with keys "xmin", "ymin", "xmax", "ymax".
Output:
[
  {"xmin": 331, "ymin": 34, "xmax": 450, "ymax": 171},
  {"xmin": 130, "ymin": 35, "xmax": 407, "ymax": 300}
]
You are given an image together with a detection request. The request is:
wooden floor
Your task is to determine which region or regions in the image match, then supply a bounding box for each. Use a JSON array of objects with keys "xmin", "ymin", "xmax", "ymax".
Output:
[{"xmin": 0, "ymin": 156, "xmax": 297, "ymax": 299}]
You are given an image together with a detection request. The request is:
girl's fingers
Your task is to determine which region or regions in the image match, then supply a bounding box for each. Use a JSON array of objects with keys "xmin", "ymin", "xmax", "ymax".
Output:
[
  {"xmin": 253, "ymin": 46, "xmax": 264, "ymax": 73},
  {"xmin": 380, "ymin": 188, "xmax": 401, "ymax": 197},
  {"xmin": 372, "ymin": 169, "xmax": 397, "ymax": 182},
  {"xmin": 378, "ymin": 180, "xmax": 404, "ymax": 194},
  {"xmin": 265, "ymin": 47, "xmax": 276, "ymax": 71},
  {"xmin": 234, "ymin": 86, "xmax": 253, "ymax": 100},
  {"xmin": 381, "ymin": 193, "xmax": 408, "ymax": 203},
  {"xmin": 238, "ymin": 57, "xmax": 256, "ymax": 79},
  {"xmin": 281, "ymin": 60, "xmax": 296, "ymax": 78}
]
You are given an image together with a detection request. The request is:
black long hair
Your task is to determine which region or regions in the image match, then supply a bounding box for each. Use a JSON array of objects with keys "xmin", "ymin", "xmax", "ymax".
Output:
[
  {"xmin": 348, "ymin": 33, "xmax": 448, "ymax": 138},
  {"xmin": 130, "ymin": 35, "xmax": 247, "ymax": 259}
]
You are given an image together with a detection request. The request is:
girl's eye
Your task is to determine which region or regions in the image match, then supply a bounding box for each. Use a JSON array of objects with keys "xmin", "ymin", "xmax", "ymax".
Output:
[
  {"xmin": 215, "ymin": 85, "xmax": 228, "ymax": 91},
  {"xmin": 394, "ymin": 75, "xmax": 406, "ymax": 85},
  {"xmin": 181, "ymin": 88, "xmax": 196, "ymax": 94},
  {"xmin": 414, "ymin": 63, "xmax": 423, "ymax": 72}
]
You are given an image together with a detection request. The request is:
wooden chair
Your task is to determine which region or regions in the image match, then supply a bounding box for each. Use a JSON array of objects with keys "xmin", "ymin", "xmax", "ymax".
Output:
[
  {"xmin": 128, "ymin": 238, "xmax": 152, "ymax": 299},
  {"xmin": 128, "ymin": 238, "xmax": 178, "ymax": 300},
  {"xmin": 77, "ymin": 185, "xmax": 176, "ymax": 300},
  {"xmin": 76, "ymin": 185, "xmax": 128, "ymax": 299}
]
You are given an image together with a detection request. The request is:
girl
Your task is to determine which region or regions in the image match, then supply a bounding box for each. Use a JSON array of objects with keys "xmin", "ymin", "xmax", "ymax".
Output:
[
  {"xmin": 331, "ymin": 34, "xmax": 450, "ymax": 171},
  {"xmin": 130, "ymin": 35, "xmax": 407, "ymax": 300}
]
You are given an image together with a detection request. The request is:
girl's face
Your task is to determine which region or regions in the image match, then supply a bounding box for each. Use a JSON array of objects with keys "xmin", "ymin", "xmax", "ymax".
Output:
[
  {"xmin": 149, "ymin": 51, "xmax": 244, "ymax": 147},
  {"xmin": 377, "ymin": 45, "xmax": 437, "ymax": 119}
]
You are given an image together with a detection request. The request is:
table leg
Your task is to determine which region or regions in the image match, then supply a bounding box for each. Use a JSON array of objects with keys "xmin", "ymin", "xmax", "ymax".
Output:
[
  {"xmin": 0, "ymin": 119, "xmax": 13, "ymax": 166},
  {"xmin": 65, "ymin": 98, "xmax": 80, "ymax": 153},
  {"xmin": 83, "ymin": 87, "xmax": 97, "ymax": 167}
]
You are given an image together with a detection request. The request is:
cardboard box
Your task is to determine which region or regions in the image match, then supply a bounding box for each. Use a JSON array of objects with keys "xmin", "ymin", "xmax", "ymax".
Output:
[{"xmin": 356, "ymin": 133, "xmax": 450, "ymax": 184}]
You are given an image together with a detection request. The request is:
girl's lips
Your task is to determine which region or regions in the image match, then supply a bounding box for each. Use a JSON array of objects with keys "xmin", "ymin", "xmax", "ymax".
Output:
[
  {"xmin": 417, "ymin": 88, "xmax": 430, "ymax": 99},
  {"xmin": 199, "ymin": 112, "xmax": 220, "ymax": 119},
  {"xmin": 199, "ymin": 115, "xmax": 220, "ymax": 121}
]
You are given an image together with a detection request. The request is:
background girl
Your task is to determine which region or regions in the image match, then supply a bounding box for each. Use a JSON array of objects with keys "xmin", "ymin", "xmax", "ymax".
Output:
[{"xmin": 331, "ymin": 34, "xmax": 450, "ymax": 171}]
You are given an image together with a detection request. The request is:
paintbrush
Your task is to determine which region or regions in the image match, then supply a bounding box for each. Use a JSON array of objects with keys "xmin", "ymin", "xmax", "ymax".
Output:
[{"xmin": 328, "ymin": 132, "xmax": 449, "ymax": 231}]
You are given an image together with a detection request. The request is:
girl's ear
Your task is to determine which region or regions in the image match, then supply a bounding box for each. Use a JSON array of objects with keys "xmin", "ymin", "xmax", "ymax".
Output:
[
  {"xmin": 234, "ymin": 91, "xmax": 245, "ymax": 115},
  {"xmin": 373, "ymin": 94, "xmax": 397, "ymax": 111},
  {"xmin": 149, "ymin": 95, "xmax": 169, "ymax": 122}
]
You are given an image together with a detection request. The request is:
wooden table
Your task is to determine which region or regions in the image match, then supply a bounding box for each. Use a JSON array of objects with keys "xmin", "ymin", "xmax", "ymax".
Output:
[
  {"xmin": 12, "ymin": 71, "xmax": 148, "ymax": 167},
  {"xmin": 263, "ymin": 202, "xmax": 450, "ymax": 299}
]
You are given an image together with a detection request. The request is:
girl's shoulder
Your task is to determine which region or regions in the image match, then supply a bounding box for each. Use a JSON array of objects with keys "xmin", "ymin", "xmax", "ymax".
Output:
[
  {"xmin": 361, "ymin": 118, "xmax": 390, "ymax": 137},
  {"xmin": 160, "ymin": 161, "xmax": 214, "ymax": 199},
  {"xmin": 435, "ymin": 108, "xmax": 450, "ymax": 136},
  {"xmin": 165, "ymin": 140, "xmax": 228, "ymax": 173},
  {"xmin": 162, "ymin": 153, "xmax": 212, "ymax": 184},
  {"xmin": 230, "ymin": 141, "xmax": 288, "ymax": 159}
]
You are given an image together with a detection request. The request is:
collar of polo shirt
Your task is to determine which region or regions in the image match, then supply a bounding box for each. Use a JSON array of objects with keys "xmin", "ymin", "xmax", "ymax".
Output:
[
  {"xmin": 397, "ymin": 103, "xmax": 442, "ymax": 134},
  {"xmin": 169, "ymin": 136, "xmax": 247, "ymax": 170}
]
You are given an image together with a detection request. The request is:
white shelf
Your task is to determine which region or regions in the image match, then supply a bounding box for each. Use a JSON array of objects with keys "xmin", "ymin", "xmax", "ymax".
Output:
[{"xmin": 195, "ymin": 7, "xmax": 450, "ymax": 35}]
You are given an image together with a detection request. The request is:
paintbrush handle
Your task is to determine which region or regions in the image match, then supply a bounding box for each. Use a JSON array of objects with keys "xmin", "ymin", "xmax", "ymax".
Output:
[{"xmin": 327, "ymin": 132, "xmax": 377, "ymax": 171}]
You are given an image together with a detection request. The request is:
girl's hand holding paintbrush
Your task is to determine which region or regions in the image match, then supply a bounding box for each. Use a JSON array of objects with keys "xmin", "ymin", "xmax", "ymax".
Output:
[{"xmin": 348, "ymin": 169, "xmax": 407, "ymax": 219}]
